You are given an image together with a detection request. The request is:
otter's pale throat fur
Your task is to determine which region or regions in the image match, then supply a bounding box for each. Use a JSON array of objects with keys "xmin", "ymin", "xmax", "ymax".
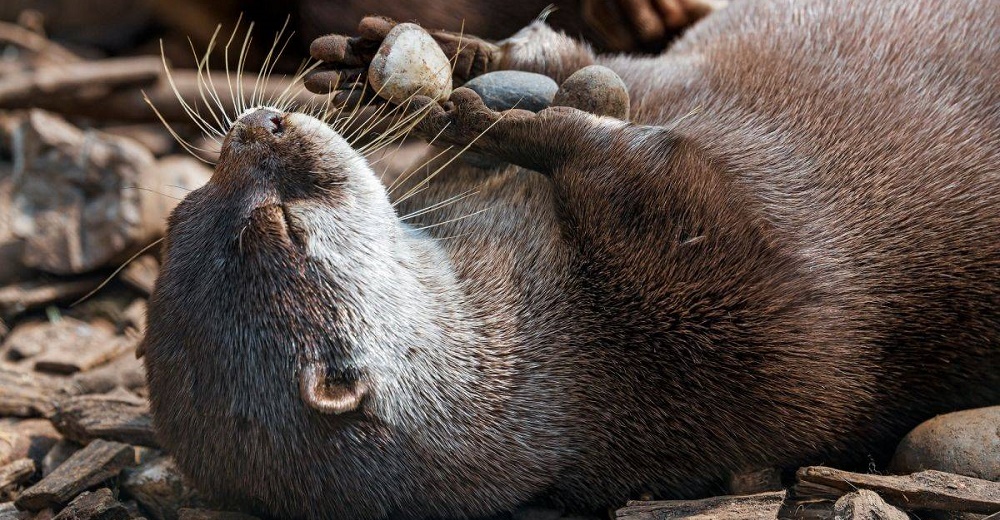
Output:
[{"xmin": 143, "ymin": 0, "xmax": 999, "ymax": 518}]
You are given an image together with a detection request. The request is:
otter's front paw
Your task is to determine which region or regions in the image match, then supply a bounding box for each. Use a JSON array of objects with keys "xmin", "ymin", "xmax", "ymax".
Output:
[
  {"xmin": 410, "ymin": 88, "xmax": 603, "ymax": 174},
  {"xmin": 304, "ymin": 16, "xmax": 501, "ymax": 106},
  {"xmin": 411, "ymin": 88, "xmax": 532, "ymax": 151}
]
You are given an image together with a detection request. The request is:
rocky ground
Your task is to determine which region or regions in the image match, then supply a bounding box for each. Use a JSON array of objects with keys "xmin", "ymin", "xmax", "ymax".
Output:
[{"xmin": 0, "ymin": 5, "xmax": 998, "ymax": 520}]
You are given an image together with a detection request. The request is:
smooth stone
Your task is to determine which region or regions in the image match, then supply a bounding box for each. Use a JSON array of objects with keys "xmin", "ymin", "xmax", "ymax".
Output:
[
  {"xmin": 890, "ymin": 406, "xmax": 1000, "ymax": 482},
  {"xmin": 369, "ymin": 23, "xmax": 453, "ymax": 104},
  {"xmin": 553, "ymin": 65, "xmax": 630, "ymax": 119},
  {"xmin": 462, "ymin": 70, "xmax": 558, "ymax": 112}
]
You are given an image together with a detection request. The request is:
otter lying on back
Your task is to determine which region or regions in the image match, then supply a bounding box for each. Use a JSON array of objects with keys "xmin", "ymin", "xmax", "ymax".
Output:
[{"xmin": 142, "ymin": 0, "xmax": 999, "ymax": 518}]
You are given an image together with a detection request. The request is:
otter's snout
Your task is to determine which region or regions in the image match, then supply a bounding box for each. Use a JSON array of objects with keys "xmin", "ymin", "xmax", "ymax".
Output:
[{"xmin": 237, "ymin": 107, "xmax": 285, "ymax": 139}]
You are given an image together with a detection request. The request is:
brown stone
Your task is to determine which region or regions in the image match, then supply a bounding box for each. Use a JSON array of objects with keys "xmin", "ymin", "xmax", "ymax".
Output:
[{"xmin": 891, "ymin": 406, "xmax": 1000, "ymax": 483}]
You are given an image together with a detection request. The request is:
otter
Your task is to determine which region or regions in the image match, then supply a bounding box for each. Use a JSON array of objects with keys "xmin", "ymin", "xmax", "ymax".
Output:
[{"xmin": 142, "ymin": 0, "xmax": 1000, "ymax": 518}]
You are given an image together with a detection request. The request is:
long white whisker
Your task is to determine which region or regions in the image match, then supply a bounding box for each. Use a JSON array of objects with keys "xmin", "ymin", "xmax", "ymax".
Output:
[
  {"xmin": 388, "ymin": 125, "xmax": 454, "ymax": 197},
  {"xmin": 224, "ymin": 14, "xmax": 245, "ymax": 119},
  {"xmin": 236, "ymin": 22, "xmax": 255, "ymax": 113},
  {"xmin": 400, "ymin": 188, "xmax": 480, "ymax": 220},
  {"xmin": 393, "ymin": 112, "xmax": 507, "ymax": 206},
  {"xmin": 189, "ymin": 32, "xmax": 227, "ymax": 135},
  {"xmin": 413, "ymin": 204, "xmax": 497, "ymax": 232},
  {"xmin": 253, "ymin": 17, "xmax": 288, "ymax": 108}
]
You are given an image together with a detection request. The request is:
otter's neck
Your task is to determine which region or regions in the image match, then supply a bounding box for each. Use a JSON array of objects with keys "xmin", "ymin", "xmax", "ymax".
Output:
[{"xmin": 343, "ymin": 225, "xmax": 488, "ymax": 428}]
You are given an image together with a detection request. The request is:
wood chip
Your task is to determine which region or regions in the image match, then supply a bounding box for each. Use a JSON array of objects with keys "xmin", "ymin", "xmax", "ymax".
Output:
[
  {"xmin": 0, "ymin": 419, "xmax": 60, "ymax": 466},
  {"xmin": 4, "ymin": 72, "xmax": 324, "ymax": 124},
  {"xmin": 728, "ymin": 467, "xmax": 783, "ymax": 495},
  {"xmin": 52, "ymin": 488, "xmax": 128, "ymax": 520},
  {"xmin": 61, "ymin": 354, "xmax": 146, "ymax": 397},
  {"xmin": 177, "ymin": 509, "xmax": 259, "ymax": 520},
  {"xmin": 0, "ymin": 21, "xmax": 82, "ymax": 65},
  {"xmin": 100, "ymin": 125, "xmax": 175, "ymax": 158},
  {"xmin": 40, "ymin": 441, "xmax": 79, "ymax": 478},
  {"xmin": 119, "ymin": 257, "xmax": 158, "ymax": 297},
  {"xmin": 832, "ymin": 490, "xmax": 908, "ymax": 520},
  {"xmin": 0, "ymin": 458, "xmax": 35, "ymax": 494},
  {"xmin": 0, "ymin": 280, "xmax": 102, "ymax": 320},
  {"xmin": 795, "ymin": 466, "xmax": 1000, "ymax": 515},
  {"xmin": 0, "ymin": 368, "xmax": 58, "ymax": 418},
  {"xmin": 8, "ymin": 110, "xmax": 159, "ymax": 275},
  {"xmin": 123, "ymin": 456, "xmax": 201, "ymax": 520},
  {"xmin": 28, "ymin": 318, "xmax": 135, "ymax": 375},
  {"xmin": 1, "ymin": 322, "xmax": 47, "ymax": 361},
  {"xmin": 119, "ymin": 300, "xmax": 147, "ymax": 337},
  {"xmin": 49, "ymin": 394, "xmax": 157, "ymax": 448},
  {"xmin": 0, "ymin": 57, "xmax": 160, "ymax": 106},
  {"xmin": 15, "ymin": 440, "xmax": 135, "ymax": 511},
  {"xmin": 616, "ymin": 491, "xmax": 786, "ymax": 519},
  {"xmin": 0, "ymin": 502, "xmax": 30, "ymax": 520},
  {"xmin": 27, "ymin": 508, "xmax": 54, "ymax": 520}
]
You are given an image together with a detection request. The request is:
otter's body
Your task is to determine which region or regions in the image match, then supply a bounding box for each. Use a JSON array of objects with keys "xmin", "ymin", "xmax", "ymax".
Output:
[{"xmin": 143, "ymin": 0, "xmax": 999, "ymax": 518}]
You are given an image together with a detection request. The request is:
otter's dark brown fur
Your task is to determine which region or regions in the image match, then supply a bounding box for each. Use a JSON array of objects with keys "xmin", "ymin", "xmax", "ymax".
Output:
[{"xmin": 143, "ymin": 0, "xmax": 999, "ymax": 518}]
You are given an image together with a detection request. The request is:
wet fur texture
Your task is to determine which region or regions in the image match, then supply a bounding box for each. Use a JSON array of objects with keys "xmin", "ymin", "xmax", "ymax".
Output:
[{"xmin": 144, "ymin": 0, "xmax": 999, "ymax": 518}]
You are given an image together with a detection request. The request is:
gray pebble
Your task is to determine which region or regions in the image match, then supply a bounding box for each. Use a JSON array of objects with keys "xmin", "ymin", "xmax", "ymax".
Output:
[{"xmin": 463, "ymin": 71, "xmax": 558, "ymax": 112}]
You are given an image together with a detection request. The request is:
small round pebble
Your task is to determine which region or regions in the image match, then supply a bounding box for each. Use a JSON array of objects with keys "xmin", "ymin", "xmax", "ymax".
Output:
[
  {"xmin": 369, "ymin": 23, "xmax": 452, "ymax": 104},
  {"xmin": 462, "ymin": 71, "xmax": 559, "ymax": 112},
  {"xmin": 553, "ymin": 65, "xmax": 630, "ymax": 120},
  {"xmin": 890, "ymin": 406, "xmax": 1000, "ymax": 482}
]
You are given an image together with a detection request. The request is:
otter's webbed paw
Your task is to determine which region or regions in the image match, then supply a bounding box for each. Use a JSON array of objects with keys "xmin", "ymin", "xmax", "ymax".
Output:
[
  {"xmin": 411, "ymin": 88, "xmax": 531, "ymax": 153},
  {"xmin": 410, "ymin": 88, "xmax": 611, "ymax": 174},
  {"xmin": 304, "ymin": 16, "xmax": 501, "ymax": 106}
]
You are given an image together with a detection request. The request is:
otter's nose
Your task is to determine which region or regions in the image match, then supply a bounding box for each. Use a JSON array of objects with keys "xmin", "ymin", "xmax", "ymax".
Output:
[{"xmin": 240, "ymin": 108, "xmax": 285, "ymax": 135}]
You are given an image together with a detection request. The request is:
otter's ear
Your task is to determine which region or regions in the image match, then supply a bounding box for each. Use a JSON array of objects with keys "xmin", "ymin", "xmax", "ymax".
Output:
[{"xmin": 298, "ymin": 362, "xmax": 367, "ymax": 414}]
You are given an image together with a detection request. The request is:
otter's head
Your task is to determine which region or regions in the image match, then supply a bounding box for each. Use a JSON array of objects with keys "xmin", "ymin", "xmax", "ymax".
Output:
[{"xmin": 142, "ymin": 107, "xmax": 488, "ymax": 518}]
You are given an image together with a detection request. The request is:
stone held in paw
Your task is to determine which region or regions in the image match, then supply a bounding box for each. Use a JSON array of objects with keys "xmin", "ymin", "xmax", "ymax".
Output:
[
  {"xmin": 369, "ymin": 23, "xmax": 453, "ymax": 104},
  {"xmin": 553, "ymin": 65, "xmax": 630, "ymax": 120},
  {"xmin": 463, "ymin": 71, "xmax": 559, "ymax": 112}
]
